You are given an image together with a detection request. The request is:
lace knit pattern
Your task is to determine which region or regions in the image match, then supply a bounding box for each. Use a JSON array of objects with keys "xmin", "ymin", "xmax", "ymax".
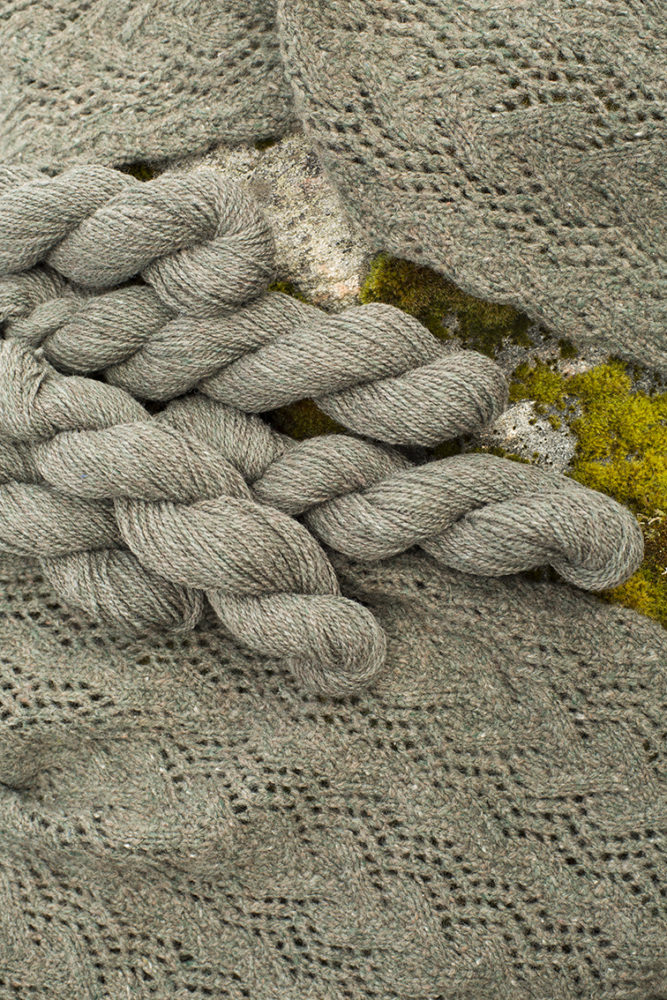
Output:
[
  {"xmin": 278, "ymin": 0, "xmax": 667, "ymax": 372},
  {"xmin": 0, "ymin": 0, "xmax": 295, "ymax": 170},
  {"xmin": 0, "ymin": 551, "xmax": 665, "ymax": 999}
]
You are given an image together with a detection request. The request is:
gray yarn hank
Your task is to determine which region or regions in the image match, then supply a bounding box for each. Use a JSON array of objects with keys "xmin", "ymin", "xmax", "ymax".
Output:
[
  {"xmin": 0, "ymin": 264, "xmax": 508, "ymax": 448},
  {"xmin": 161, "ymin": 394, "xmax": 644, "ymax": 593},
  {"xmin": 0, "ymin": 338, "xmax": 642, "ymax": 600},
  {"xmin": 0, "ymin": 165, "xmax": 276, "ymax": 316},
  {"xmin": 0, "ymin": 341, "xmax": 385, "ymax": 697},
  {"xmin": 0, "ymin": 161, "xmax": 509, "ymax": 447}
]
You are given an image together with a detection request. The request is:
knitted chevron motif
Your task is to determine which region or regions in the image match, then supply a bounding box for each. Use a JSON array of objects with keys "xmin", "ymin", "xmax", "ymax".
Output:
[
  {"xmin": 1, "ymin": 0, "xmax": 664, "ymax": 367},
  {"xmin": 278, "ymin": 0, "xmax": 667, "ymax": 372},
  {"xmin": 0, "ymin": 93, "xmax": 664, "ymax": 998},
  {"xmin": 0, "ymin": 549, "xmax": 665, "ymax": 998}
]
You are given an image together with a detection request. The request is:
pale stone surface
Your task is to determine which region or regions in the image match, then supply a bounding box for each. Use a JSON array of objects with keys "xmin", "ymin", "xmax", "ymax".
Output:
[{"xmin": 471, "ymin": 401, "xmax": 577, "ymax": 473}]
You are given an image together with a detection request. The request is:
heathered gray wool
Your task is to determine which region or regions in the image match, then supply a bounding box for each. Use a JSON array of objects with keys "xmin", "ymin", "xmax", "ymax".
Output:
[
  {"xmin": 0, "ymin": 549, "xmax": 665, "ymax": 999},
  {"xmin": 0, "ymin": 341, "xmax": 386, "ymax": 698},
  {"xmin": 1, "ymin": 1, "xmax": 665, "ymax": 368},
  {"xmin": 0, "ymin": 29, "xmax": 665, "ymax": 994},
  {"xmin": 162, "ymin": 394, "xmax": 645, "ymax": 593},
  {"xmin": 0, "ymin": 166, "xmax": 276, "ymax": 316},
  {"xmin": 0, "ymin": 165, "xmax": 508, "ymax": 446},
  {"xmin": 1, "ymin": 276, "xmax": 509, "ymax": 447},
  {"xmin": 0, "ymin": 337, "xmax": 644, "ymax": 697},
  {"xmin": 0, "ymin": 0, "xmax": 295, "ymax": 167}
]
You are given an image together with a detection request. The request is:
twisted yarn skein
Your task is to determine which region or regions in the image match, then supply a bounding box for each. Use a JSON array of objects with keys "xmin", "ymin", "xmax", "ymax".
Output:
[
  {"xmin": 0, "ymin": 342, "xmax": 386, "ymax": 696},
  {"xmin": 161, "ymin": 395, "xmax": 644, "ymax": 592},
  {"xmin": 0, "ymin": 271, "xmax": 508, "ymax": 447},
  {"xmin": 0, "ymin": 165, "xmax": 509, "ymax": 446},
  {"xmin": 0, "ymin": 165, "xmax": 276, "ymax": 315},
  {"xmin": 0, "ymin": 352, "xmax": 205, "ymax": 632}
]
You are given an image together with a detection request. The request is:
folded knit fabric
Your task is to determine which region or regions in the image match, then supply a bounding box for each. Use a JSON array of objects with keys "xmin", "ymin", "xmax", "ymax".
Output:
[
  {"xmin": 1, "ymin": 1, "xmax": 665, "ymax": 369},
  {"xmin": 0, "ymin": 551, "xmax": 665, "ymax": 999}
]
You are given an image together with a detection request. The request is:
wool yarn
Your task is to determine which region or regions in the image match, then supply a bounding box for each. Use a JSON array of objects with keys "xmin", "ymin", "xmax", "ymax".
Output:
[
  {"xmin": 0, "ymin": 548, "xmax": 665, "ymax": 999},
  {"xmin": 0, "ymin": 165, "xmax": 276, "ymax": 315},
  {"xmin": 0, "ymin": 270, "xmax": 509, "ymax": 447},
  {"xmin": 0, "ymin": 341, "xmax": 386, "ymax": 697},
  {"xmin": 0, "ymin": 335, "xmax": 644, "ymax": 603},
  {"xmin": 162, "ymin": 394, "xmax": 644, "ymax": 593},
  {"xmin": 0, "ymin": 163, "xmax": 510, "ymax": 446}
]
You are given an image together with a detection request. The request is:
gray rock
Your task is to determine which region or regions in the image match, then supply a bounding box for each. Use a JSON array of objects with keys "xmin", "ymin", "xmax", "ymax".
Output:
[{"xmin": 471, "ymin": 401, "xmax": 577, "ymax": 474}]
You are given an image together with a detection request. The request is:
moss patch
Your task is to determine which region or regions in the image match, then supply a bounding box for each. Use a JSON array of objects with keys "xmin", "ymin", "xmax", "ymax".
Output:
[
  {"xmin": 268, "ymin": 279, "xmax": 310, "ymax": 304},
  {"xmin": 360, "ymin": 254, "xmax": 532, "ymax": 356},
  {"xmin": 118, "ymin": 162, "xmax": 156, "ymax": 181},
  {"xmin": 268, "ymin": 400, "xmax": 345, "ymax": 440},
  {"xmin": 256, "ymin": 260, "xmax": 666, "ymax": 630},
  {"xmin": 510, "ymin": 360, "xmax": 567, "ymax": 410},
  {"xmin": 511, "ymin": 359, "xmax": 667, "ymax": 627}
]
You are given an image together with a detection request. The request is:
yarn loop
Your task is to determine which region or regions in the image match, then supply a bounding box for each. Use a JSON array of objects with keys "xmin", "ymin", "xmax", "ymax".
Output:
[
  {"xmin": 0, "ymin": 166, "xmax": 276, "ymax": 315},
  {"xmin": 0, "ymin": 341, "xmax": 386, "ymax": 696}
]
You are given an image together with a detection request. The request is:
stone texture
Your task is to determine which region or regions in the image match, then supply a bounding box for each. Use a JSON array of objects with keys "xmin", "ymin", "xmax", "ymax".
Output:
[{"xmin": 160, "ymin": 133, "xmax": 661, "ymax": 475}]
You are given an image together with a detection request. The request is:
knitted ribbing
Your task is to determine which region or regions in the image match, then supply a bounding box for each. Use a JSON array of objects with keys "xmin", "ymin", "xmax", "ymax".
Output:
[
  {"xmin": 277, "ymin": 0, "xmax": 667, "ymax": 372},
  {"xmin": 0, "ymin": 342, "xmax": 385, "ymax": 696},
  {"xmin": 161, "ymin": 394, "xmax": 644, "ymax": 592},
  {"xmin": 0, "ymin": 165, "xmax": 276, "ymax": 316},
  {"xmin": 0, "ymin": 549, "xmax": 665, "ymax": 999}
]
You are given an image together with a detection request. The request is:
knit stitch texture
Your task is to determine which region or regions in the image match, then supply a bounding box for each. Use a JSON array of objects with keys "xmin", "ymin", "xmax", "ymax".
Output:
[
  {"xmin": 277, "ymin": 0, "xmax": 667, "ymax": 372},
  {"xmin": 0, "ymin": 0, "xmax": 295, "ymax": 167},
  {"xmin": 0, "ymin": 550, "xmax": 665, "ymax": 999},
  {"xmin": 1, "ymin": 1, "xmax": 664, "ymax": 368}
]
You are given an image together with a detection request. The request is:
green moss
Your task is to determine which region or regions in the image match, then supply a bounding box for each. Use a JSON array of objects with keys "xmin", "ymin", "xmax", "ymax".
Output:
[
  {"xmin": 118, "ymin": 162, "xmax": 156, "ymax": 181},
  {"xmin": 472, "ymin": 444, "xmax": 532, "ymax": 465},
  {"xmin": 510, "ymin": 359, "xmax": 667, "ymax": 627},
  {"xmin": 267, "ymin": 400, "xmax": 346, "ymax": 441},
  {"xmin": 558, "ymin": 338, "xmax": 578, "ymax": 359},
  {"xmin": 510, "ymin": 360, "xmax": 567, "ymax": 410},
  {"xmin": 359, "ymin": 254, "xmax": 532, "ymax": 357},
  {"xmin": 268, "ymin": 279, "xmax": 311, "ymax": 304}
]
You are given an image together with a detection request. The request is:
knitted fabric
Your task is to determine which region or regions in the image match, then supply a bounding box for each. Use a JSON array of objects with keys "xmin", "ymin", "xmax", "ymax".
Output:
[
  {"xmin": 0, "ymin": 45, "xmax": 665, "ymax": 997},
  {"xmin": 277, "ymin": 0, "xmax": 667, "ymax": 372},
  {"xmin": 0, "ymin": 550, "xmax": 665, "ymax": 999},
  {"xmin": 0, "ymin": 1, "xmax": 295, "ymax": 168},
  {"xmin": 0, "ymin": 337, "xmax": 645, "ymax": 697},
  {"xmin": 1, "ymin": 1, "xmax": 665, "ymax": 368}
]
